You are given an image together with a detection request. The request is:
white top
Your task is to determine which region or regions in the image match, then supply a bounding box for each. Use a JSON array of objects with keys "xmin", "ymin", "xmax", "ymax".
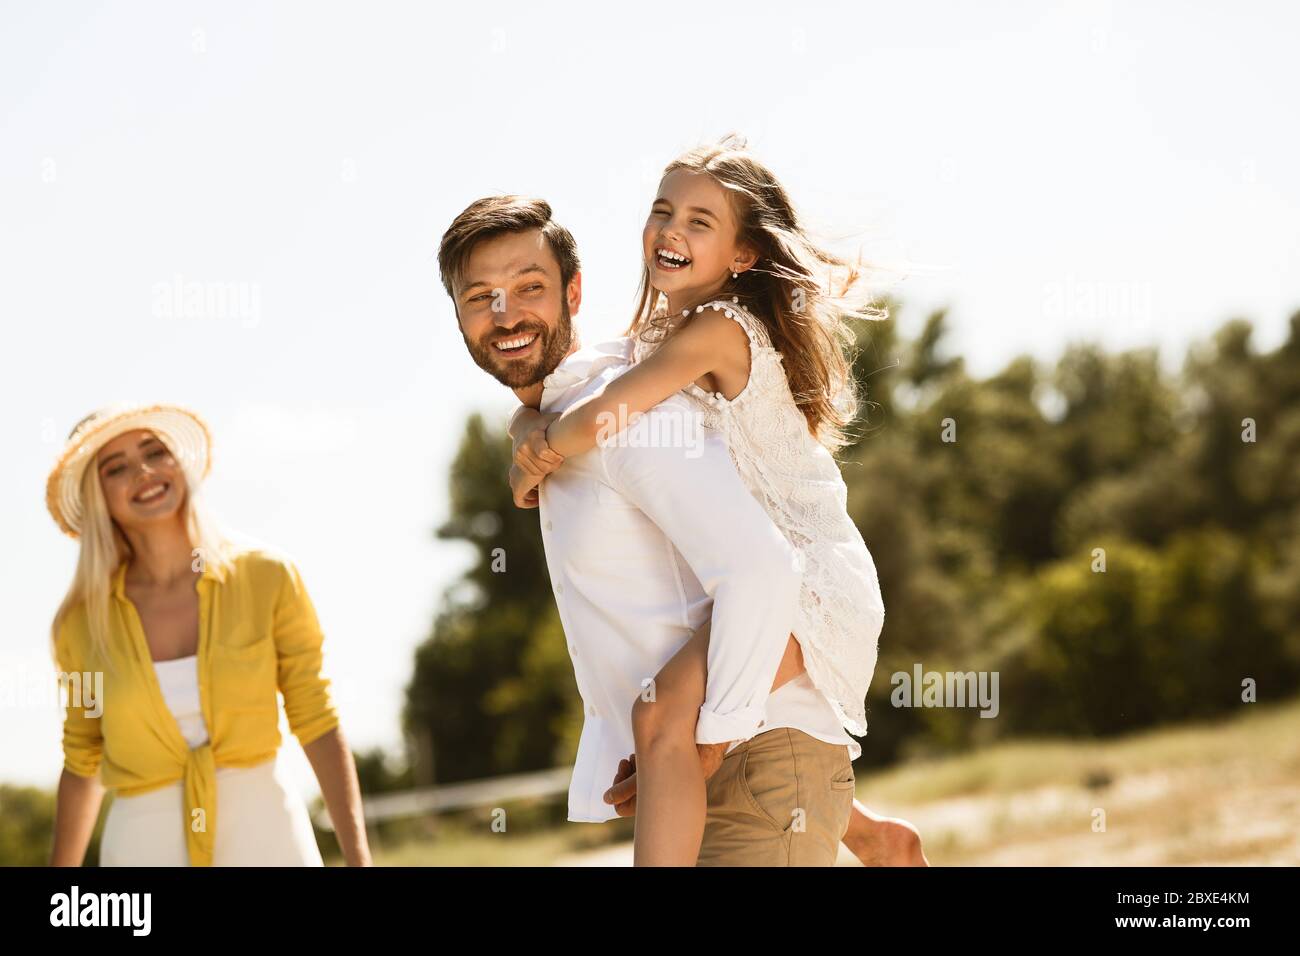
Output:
[
  {"xmin": 634, "ymin": 300, "xmax": 886, "ymax": 738},
  {"xmin": 538, "ymin": 337, "xmax": 856, "ymax": 824},
  {"xmin": 152, "ymin": 654, "xmax": 211, "ymax": 749},
  {"xmin": 760, "ymin": 672, "xmax": 858, "ymax": 754}
]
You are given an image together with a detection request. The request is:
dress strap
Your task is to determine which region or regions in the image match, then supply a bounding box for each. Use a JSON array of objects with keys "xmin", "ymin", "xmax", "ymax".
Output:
[{"xmin": 696, "ymin": 298, "xmax": 773, "ymax": 350}]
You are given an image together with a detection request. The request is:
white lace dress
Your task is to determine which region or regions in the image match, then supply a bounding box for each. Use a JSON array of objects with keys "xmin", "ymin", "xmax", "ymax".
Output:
[{"xmin": 632, "ymin": 298, "xmax": 885, "ymax": 737}]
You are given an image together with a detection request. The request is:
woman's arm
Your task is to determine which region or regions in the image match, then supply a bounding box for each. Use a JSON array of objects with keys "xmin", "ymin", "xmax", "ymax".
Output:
[
  {"xmin": 50, "ymin": 622, "xmax": 106, "ymax": 865},
  {"xmin": 270, "ymin": 561, "xmax": 369, "ymax": 864},
  {"xmin": 49, "ymin": 769, "xmax": 104, "ymax": 866},
  {"xmin": 303, "ymin": 726, "xmax": 372, "ymax": 866},
  {"xmin": 544, "ymin": 310, "xmax": 750, "ymax": 459}
]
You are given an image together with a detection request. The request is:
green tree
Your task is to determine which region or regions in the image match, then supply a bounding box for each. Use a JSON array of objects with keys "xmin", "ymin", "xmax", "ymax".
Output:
[{"xmin": 403, "ymin": 414, "xmax": 581, "ymax": 785}]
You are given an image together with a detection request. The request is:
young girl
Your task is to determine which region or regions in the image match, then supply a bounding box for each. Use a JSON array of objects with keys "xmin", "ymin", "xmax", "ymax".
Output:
[{"xmin": 510, "ymin": 136, "xmax": 924, "ymax": 866}]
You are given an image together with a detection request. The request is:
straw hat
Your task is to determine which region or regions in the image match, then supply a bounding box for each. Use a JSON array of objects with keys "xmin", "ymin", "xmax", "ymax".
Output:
[{"xmin": 45, "ymin": 402, "xmax": 212, "ymax": 538}]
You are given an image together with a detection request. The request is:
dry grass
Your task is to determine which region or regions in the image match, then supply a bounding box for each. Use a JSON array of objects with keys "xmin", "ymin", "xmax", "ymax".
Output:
[
  {"xmin": 359, "ymin": 697, "xmax": 1299, "ymax": 866},
  {"xmin": 852, "ymin": 696, "xmax": 1299, "ymax": 866}
]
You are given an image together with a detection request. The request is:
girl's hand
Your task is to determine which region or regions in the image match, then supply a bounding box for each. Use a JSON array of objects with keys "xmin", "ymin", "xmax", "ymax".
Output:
[
  {"xmin": 508, "ymin": 463, "xmax": 542, "ymax": 509},
  {"xmin": 514, "ymin": 423, "xmax": 564, "ymax": 478}
]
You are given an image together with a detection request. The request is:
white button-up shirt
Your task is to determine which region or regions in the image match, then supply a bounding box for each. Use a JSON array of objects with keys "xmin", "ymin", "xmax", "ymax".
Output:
[{"xmin": 537, "ymin": 337, "xmax": 857, "ymax": 823}]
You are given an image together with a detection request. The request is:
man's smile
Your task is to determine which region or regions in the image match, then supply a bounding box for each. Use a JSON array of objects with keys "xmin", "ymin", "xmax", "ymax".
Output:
[{"xmin": 492, "ymin": 332, "xmax": 539, "ymax": 357}]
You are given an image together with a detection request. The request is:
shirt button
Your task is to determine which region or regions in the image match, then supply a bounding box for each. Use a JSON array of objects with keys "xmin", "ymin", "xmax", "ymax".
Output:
[
  {"xmin": 544, "ymin": 520, "xmax": 553, "ymax": 531},
  {"xmin": 555, "ymin": 581, "xmax": 563, "ymax": 594},
  {"xmin": 569, "ymin": 643, "xmax": 577, "ymax": 655}
]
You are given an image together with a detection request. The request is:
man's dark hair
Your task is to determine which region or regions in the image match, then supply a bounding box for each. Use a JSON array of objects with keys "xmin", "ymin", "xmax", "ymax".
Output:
[{"xmin": 438, "ymin": 195, "xmax": 581, "ymax": 303}]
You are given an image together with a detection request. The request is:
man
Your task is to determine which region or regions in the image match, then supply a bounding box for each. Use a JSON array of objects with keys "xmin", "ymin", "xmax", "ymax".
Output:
[{"xmin": 437, "ymin": 195, "xmax": 901, "ymax": 866}]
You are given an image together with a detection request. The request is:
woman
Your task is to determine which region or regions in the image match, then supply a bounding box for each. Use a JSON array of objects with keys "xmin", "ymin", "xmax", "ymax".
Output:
[{"xmin": 46, "ymin": 402, "xmax": 371, "ymax": 866}]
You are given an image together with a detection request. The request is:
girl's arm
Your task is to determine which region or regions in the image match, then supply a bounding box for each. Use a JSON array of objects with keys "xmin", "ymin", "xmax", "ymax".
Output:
[
  {"xmin": 510, "ymin": 409, "xmax": 563, "ymax": 481},
  {"xmin": 508, "ymin": 462, "xmax": 542, "ymax": 508},
  {"xmin": 507, "ymin": 405, "xmax": 550, "ymax": 442},
  {"xmin": 505, "ymin": 383, "xmax": 550, "ymax": 458},
  {"xmin": 544, "ymin": 310, "xmax": 750, "ymax": 459}
]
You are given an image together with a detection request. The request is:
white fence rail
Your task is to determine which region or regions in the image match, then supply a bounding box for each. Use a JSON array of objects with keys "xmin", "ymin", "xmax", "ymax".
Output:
[{"xmin": 314, "ymin": 766, "xmax": 573, "ymax": 831}]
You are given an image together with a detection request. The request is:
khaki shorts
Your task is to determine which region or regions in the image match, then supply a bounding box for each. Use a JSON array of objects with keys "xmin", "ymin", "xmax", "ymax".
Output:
[{"xmin": 696, "ymin": 727, "xmax": 856, "ymax": 866}]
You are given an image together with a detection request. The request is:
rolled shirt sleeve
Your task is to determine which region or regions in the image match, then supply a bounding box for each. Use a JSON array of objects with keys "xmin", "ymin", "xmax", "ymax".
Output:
[
  {"xmin": 54, "ymin": 616, "xmax": 104, "ymax": 779},
  {"xmin": 272, "ymin": 560, "xmax": 341, "ymax": 747},
  {"xmin": 602, "ymin": 400, "xmax": 803, "ymax": 746}
]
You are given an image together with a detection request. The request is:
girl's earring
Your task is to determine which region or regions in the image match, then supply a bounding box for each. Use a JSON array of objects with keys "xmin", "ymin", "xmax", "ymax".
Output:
[{"xmin": 732, "ymin": 270, "xmax": 739, "ymax": 280}]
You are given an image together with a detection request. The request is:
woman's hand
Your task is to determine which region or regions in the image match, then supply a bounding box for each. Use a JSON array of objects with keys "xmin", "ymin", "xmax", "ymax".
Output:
[{"xmin": 509, "ymin": 463, "xmax": 542, "ymax": 509}]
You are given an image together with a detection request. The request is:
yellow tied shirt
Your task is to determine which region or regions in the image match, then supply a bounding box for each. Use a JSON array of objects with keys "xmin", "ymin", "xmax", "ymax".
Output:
[{"xmin": 55, "ymin": 546, "xmax": 340, "ymax": 866}]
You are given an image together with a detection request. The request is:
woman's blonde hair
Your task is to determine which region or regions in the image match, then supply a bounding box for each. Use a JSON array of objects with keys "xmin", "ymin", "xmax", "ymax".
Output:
[
  {"xmin": 627, "ymin": 134, "xmax": 886, "ymax": 451},
  {"xmin": 49, "ymin": 431, "xmax": 235, "ymax": 672}
]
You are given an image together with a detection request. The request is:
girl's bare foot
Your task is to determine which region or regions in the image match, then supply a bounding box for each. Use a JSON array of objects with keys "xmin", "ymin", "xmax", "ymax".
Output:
[{"xmin": 842, "ymin": 801, "xmax": 930, "ymax": 866}]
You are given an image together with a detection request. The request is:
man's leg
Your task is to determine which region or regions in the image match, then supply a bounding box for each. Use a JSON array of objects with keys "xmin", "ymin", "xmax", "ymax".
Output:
[{"xmin": 696, "ymin": 728, "xmax": 855, "ymax": 866}]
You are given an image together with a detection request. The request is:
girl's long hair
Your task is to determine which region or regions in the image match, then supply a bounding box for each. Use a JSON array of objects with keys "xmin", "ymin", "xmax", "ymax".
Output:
[
  {"xmin": 49, "ymin": 436, "xmax": 235, "ymax": 673},
  {"xmin": 626, "ymin": 134, "xmax": 886, "ymax": 451}
]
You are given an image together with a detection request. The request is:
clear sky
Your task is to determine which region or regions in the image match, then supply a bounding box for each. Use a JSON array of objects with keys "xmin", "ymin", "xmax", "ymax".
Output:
[{"xmin": 2, "ymin": 0, "xmax": 1297, "ymax": 795}]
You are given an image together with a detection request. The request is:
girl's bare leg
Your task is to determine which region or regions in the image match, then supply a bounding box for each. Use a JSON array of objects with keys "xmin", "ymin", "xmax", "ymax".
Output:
[{"xmin": 629, "ymin": 620, "xmax": 713, "ymax": 866}]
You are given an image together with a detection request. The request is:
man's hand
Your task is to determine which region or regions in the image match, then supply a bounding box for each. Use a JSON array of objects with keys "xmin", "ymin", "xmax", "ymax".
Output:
[
  {"xmin": 508, "ymin": 463, "xmax": 542, "ymax": 509},
  {"xmin": 601, "ymin": 742, "xmax": 732, "ymax": 816},
  {"xmin": 604, "ymin": 754, "xmax": 638, "ymax": 816},
  {"xmin": 696, "ymin": 741, "xmax": 728, "ymax": 780}
]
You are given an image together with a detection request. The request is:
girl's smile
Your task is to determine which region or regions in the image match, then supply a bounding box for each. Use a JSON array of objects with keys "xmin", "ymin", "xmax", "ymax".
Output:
[
  {"xmin": 642, "ymin": 169, "xmax": 756, "ymax": 313},
  {"xmin": 652, "ymin": 246, "xmax": 692, "ymax": 273}
]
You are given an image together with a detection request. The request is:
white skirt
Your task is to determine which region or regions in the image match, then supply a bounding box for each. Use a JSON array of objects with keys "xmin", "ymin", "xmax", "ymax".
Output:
[{"xmin": 100, "ymin": 755, "xmax": 324, "ymax": 866}]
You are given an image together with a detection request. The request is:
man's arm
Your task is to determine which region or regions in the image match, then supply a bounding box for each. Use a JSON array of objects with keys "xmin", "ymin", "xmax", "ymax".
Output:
[{"xmin": 602, "ymin": 398, "xmax": 803, "ymax": 746}]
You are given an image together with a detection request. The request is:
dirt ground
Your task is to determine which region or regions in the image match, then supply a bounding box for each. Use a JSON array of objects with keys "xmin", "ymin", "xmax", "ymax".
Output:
[{"xmin": 551, "ymin": 697, "xmax": 1300, "ymax": 866}]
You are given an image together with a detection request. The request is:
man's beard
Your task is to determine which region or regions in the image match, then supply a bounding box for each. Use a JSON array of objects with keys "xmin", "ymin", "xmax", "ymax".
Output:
[{"xmin": 463, "ymin": 298, "xmax": 574, "ymax": 389}]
